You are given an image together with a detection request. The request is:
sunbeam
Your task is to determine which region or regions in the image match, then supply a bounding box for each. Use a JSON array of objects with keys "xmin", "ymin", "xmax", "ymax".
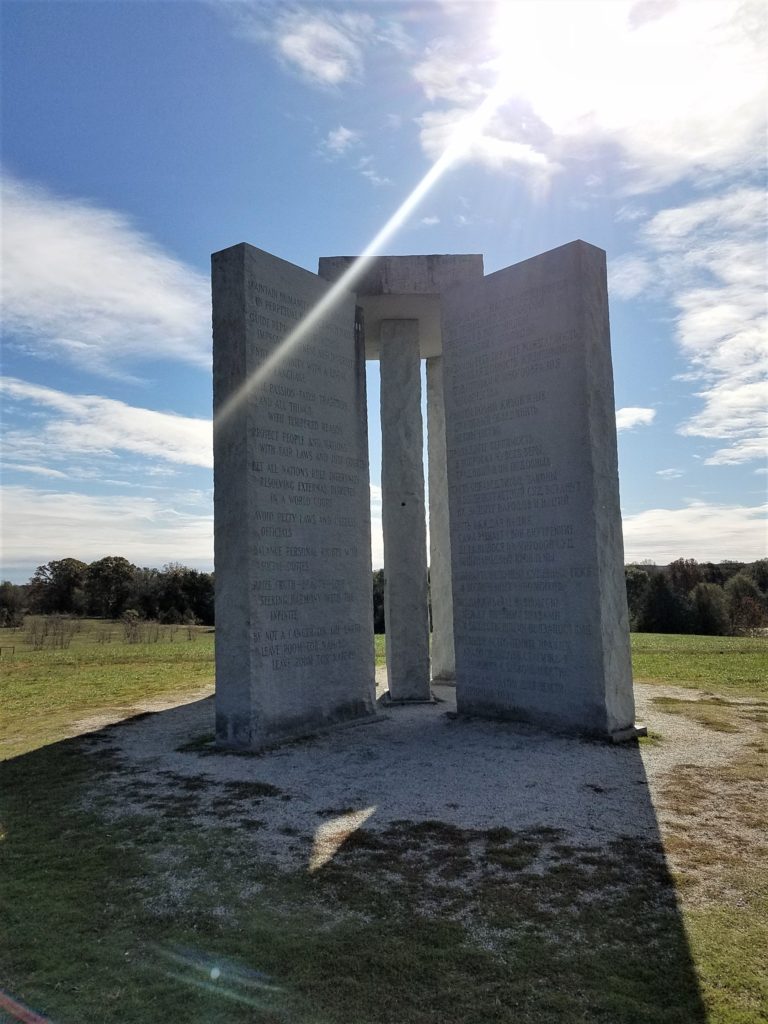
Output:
[
  {"xmin": 309, "ymin": 806, "xmax": 377, "ymax": 873},
  {"xmin": 214, "ymin": 72, "xmax": 514, "ymax": 428}
]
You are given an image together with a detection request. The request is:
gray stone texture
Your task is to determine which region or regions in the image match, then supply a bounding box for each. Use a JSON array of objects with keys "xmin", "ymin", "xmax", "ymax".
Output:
[
  {"xmin": 212, "ymin": 243, "xmax": 376, "ymax": 749},
  {"xmin": 441, "ymin": 240, "xmax": 635, "ymax": 738},
  {"xmin": 379, "ymin": 319, "xmax": 431, "ymax": 700},
  {"xmin": 426, "ymin": 356, "xmax": 455, "ymax": 680},
  {"xmin": 318, "ymin": 254, "xmax": 484, "ymax": 359}
]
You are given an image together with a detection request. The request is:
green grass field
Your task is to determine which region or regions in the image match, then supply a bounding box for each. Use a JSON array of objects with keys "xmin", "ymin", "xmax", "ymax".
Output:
[
  {"xmin": 0, "ymin": 619, "xmax": 215, "ymax": 760},
  {"xmin": 1, "ymin": 620, "xmax": 766, "ymax": 1023},
  {"xmin": 630, "ymin": 632, "xmax": 768, "ymax": 698}
]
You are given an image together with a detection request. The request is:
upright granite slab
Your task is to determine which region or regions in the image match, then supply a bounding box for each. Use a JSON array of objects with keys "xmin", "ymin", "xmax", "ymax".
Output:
[
  {"xmin": 442, "ymin": 241, "xmax": 635, "ymax": 738},
  {"xmin": 427, "ymin": 356, "xmax": 455, "ymax": 680},
  {"xmin": 212, "ymin": 244, "xmax": 376, "ymax": 749},
  {"xmin": 380, "ymin": 319, "xmax": 431, "ymax": 701}
]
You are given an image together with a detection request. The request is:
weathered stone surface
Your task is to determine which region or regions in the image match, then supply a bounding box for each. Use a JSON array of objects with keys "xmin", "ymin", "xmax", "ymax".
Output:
[
  {"xmin": 318, "ymin": 254, "xmax": 484, "ymax": 359},
  {"xmin": 380, "ymin": 319, "xmax": 431, "ymax": 700},
  {"xmin": 212, "ymin": 243, "xmax": 376, "ymax": 749},
  {"xmin": 426, "ymin": 356, "xmax": 455, "ymax": 681},
  {"xmin": 441, "ymin": 240, "xmax": 635, "ymax": 738}
]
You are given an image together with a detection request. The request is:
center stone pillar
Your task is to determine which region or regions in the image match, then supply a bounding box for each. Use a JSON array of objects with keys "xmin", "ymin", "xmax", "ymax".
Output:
[
  {"xmin": 380, "ymin": 319, "xmax": 431, "ymax": 701},
  {"xmin": 426, "ymin": 356, "xmax": 455, "ymax": 681}
]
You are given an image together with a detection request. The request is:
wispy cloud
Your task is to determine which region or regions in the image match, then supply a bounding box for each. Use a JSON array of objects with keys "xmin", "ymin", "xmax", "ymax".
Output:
[
  {"xmin": 656, "ymin": 468, "xmax": 684, "ymax": 479},
  {"xmin": 413, "ymin": 42, "xmax": 488, "ymax": 105},
  {"xmin": 222, "ymin": 4, "xmax": 415, "ymax": 88},
  {"xmin": 1, "ymin": 377, "xmax": 212, "ymax": 471},
  {"xmin": 1, "ymin": 477, "xmax": 385, "ymax": 575},
  {"xmin": 1, "ymin": 463, "xmax": 69, "ymax": 480},
  {"xmin": 616, "ymin": 187, "xmax": 767, "ymax": 465},
  {"xmin": 0, "ymin": 485, "xmax": 214, "ymax": 571},
  {"xmin": 321, "ymin": 125, "xmax": 360, "ymax": 156},
  {"xmin": 277, "ymin": 13, "xmax": 366, "ymax": 85},
  {"xmin": 622, "ymin": 501, "xmax": 768, "ymax": 562},
  {"xmin": 615, "ymin": 204, "xmax": 647, "ymax": 223},
  {"xmin": 1, "ymin": 174, "xmax": 210, "ymax": 378},
  {"xmin": 608, "ymin": 254, "xmax": 654, "ymax": 300},
  {"xmin": 370, "ymin": 483, "xmax": 383, "ymax": 568},
  {"xmin": 225, "ymin": 6, "xmax": 382, "ymax": 87},
  {"xmin": 420, "ymin": 216, "xmax": 440, "ymax": 226},
  {"xmin": 616, "ymin": 407, "xmax": 656, "ymax": 430},
  {"xmin": 356, "ymin": 155, "xmax": 392, "ymax": 187},
  {"xmin": 418, "ymin": 106, "xmax": 558, "ymax": 194}
]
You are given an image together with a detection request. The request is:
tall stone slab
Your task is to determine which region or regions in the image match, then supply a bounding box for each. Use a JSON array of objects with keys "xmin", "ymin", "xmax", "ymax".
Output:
[
  {"xmin": 212, "ymin": 243, "xmax": 376, "ymax": 749},
  {"xmin": 426, "ymin": 356, "xmax": 455, "ymax": 680},
  {"xmin": 379, "ymin": 319, "xmax": 431, "ymax": 700},
  {"xmin": 442, "ymin": 241, "xmax": 636, "ymax": 738}
]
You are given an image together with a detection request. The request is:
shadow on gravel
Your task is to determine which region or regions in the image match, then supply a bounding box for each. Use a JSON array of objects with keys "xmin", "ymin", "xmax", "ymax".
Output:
[{"xmin": 0, "ymin": 694, "xmax": 708, "ymax": 1024}]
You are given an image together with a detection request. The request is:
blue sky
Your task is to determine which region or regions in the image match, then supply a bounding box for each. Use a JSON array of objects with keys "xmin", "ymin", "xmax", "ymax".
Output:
[{"xmin": 1, "ymin": 0, "xmax": 766, "ymax": 582}]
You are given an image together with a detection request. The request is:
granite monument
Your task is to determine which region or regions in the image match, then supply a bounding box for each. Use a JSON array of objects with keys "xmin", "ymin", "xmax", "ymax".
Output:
[{"xmin": 212, "ymin": 240, "xmax": 639, "ymax": 749}]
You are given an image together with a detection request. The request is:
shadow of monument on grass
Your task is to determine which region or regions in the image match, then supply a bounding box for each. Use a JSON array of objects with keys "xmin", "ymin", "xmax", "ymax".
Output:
[{"xmin": 1, "ymin": 693, "xmax": 708, "ymax": 1023}]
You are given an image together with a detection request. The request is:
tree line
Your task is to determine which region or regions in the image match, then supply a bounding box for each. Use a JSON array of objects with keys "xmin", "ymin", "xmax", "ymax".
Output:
[
  {"xmin": 1, "ymin": 555, "xmax": 766, "ymax": 637},
  {"xmin": 0, "ymin": 557, "xmax": 214, "ymax": 628},
  {"xmin": 625, "ymin": 558, "xmax": 767, "ymax": 636}
]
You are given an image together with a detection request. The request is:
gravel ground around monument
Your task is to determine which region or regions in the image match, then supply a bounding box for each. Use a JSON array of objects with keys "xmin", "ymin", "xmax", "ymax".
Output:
[{"xmin": 82, "ymin": 671, "xmax": 764, "ymax": 873}]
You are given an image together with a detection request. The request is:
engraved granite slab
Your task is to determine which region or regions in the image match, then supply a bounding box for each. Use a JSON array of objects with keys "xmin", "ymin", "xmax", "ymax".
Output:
[
  {"xmin": 212, "ymin": 244, "xmax": 376, "ymax": 749},
  {"xmin": 441, "ymin": 241, "xmax": 635, "ymax": 737}
]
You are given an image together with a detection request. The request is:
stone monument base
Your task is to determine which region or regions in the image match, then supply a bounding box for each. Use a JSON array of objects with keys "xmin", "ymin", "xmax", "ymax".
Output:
[
  {"xmin": 610, "ymin": 723, "xmax": 648, "ymax": 744},
  {"xmin": 450, "ymin": 703, "xmax": 647, "ymax": 743},
  {"xmin": 378, "ymin": 691, "xmax": 437, "ymax": 706},
  {"xmin": 215, "ymin": 705, "xmax": 384, "ymax": 753}
]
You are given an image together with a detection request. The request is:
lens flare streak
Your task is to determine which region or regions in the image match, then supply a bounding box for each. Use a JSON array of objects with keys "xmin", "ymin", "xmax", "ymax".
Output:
[
  {"xmin": 215, "ymin": 76, "xmax": 512, "ymax": 427},
  {"xmin": 151, "ymin": 944, "xmax": 284, "ymax": 1009}
]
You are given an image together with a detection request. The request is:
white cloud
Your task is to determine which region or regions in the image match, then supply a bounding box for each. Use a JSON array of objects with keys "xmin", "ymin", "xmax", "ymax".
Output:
[
  {"xmin": 642, "ymin": 188, "xmax": 766, "ymax": 250},
  {"xmin": 356, "ymin": 156, "xmax": 392, "ymax": 187},
  {"xmin": 615, "ymin": 204, "xmax": 647, "ymax": 223},
  {"xmin": 616, "ymin": 407, "xmax": 656, "ymax": 430},
  {"xmin": 682, "ymin": 381, "xmax": 768, "ymax": 465},
  {"xmin": 226, "ymin": 6, "xmax": 371, "ymax": 86},
  {"xmin": 223, "ymin": 5, "xmax": 414, "ymax": 87},
  {"xmin": 1, "ymin": 174, "xmax": 210, "ymax": 378},
  {"xmin": 374, "ymin": 19, "xmax": 414, "ymax": 56},
  {"xmin": 412, "ymin": 1, "xmax": 766, "ymax": 193},
  {"xmin": 622, "ymin": 501, "xmax": 768, "ymax": 562},
  {"xmin": 0, "ymin": 485, "xmax": 213, "ymax": 571},
  {"xmin": 370, "ymin": 483, "xmax": 383, "ymax": 568},
  {"xmin": 413, "ymin": 43, "xmax": 489, "ymax": 104},
  {"xmin": 418, "ymin": 107, "xmax": 558, "ymax": 192},
  {"xmin": 369, "ymin": 483, "xmax": 382, "ymax": 513},
  {"xmin": 322, "ymin": 125, "xmax": 360, "ymax": 156},
  {"xmin": 656, "ymin": 468, "xmax": 684, "ymax": 479},
  {"xmin": 1, "ymin": 480, "xmax": 385, "ymax": 576},
  {"xmin": 277, "ymin": 13, "xmax": 366, "ymax": 85},
  {"xmin": 1, "ymin": 463, "xmax": 69, "ymax": 479},
  {"xmin": 420, "ymin": 216, "xmax": 440, "ymax": 226},
  {"xmin": 608, "ymin": 254, "xmax": 654, "ymax": 300},
  {"xmin": 618, "ymin": 187, "xmax": 768, "ymax": 465},
  {"xmin": 1, "ymin": 377, "xmax": 212, "ymax": 471}
]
